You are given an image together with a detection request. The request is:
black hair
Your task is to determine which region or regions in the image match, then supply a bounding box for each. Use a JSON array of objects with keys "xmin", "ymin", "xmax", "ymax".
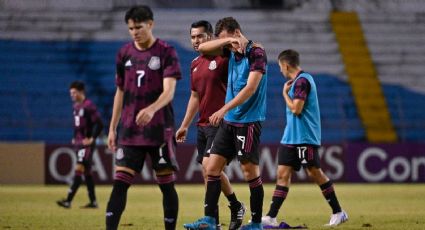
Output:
[
  {"xmin": 69, "ymin": 81, "xmax": 85, "ymax": 91},
  {"xmin": 190, "ymin": 20, "xmax": 213, "ymax": 35},
  {"xmin": 278, "ymin": 49, "xmax": 300, "ymax": 67},
  {"xmin": 214, "ymin": 17, "xmax": 242, "ymax": 37},
  {"xmin": 125, "ymin": 5, "xmax": 154, "ymax": 23}
]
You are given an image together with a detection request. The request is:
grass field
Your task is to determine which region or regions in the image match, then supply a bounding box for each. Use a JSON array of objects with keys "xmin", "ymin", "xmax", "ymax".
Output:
[{"xmin": 1, "ymin": 184, "xmax": 424, "ymax": 229}]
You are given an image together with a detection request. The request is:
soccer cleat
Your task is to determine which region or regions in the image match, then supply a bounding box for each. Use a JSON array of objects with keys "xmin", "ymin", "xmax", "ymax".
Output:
[
  {"xmin": 325, "ymin": 210, "xmax": 348, "ymax": 226},
  {"xmin": 240, "ymin": 222, "xmax": 263, "ymax": 230},
  {"xmin": 183, "ymin": 216, "xmax": 216, "ymax": 230},
  {"xmin": 80, "ymin": 201, "xmax": 98, "ymax": 208},
  {"xmin": 56, "ymin": 199, "xmax": 71, "ymax": 208},
  {"xmin": 216, "ymin": 223, "xmax": 222, "ymax": 230},
  {"xmin": 229, "ymin": 202, "xmax": 246, "ymax": 230},
  {"xmin": 261, "ymin": 216, "xmax": 279, "ymax": 228}
]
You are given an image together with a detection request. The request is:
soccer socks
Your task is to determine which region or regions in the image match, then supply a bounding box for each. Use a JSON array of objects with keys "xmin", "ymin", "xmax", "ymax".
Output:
[
  {"xmin": 157, "ymin": 174, "xmax": 179, "ymax": 230},
  {"xmin": 106, "ymin": 171, "xmax": 133, "ymax": 230},
  {"xmin": 84, "ymin": 173, "xmax": 96, "ymax": 203},
  {"xmin": 267, "ymin": 185, "xmax": 289, "ymax": 218},
  {"xmin": 226, "ymin": 192, "xmax": 239, "ymax": 206},
  {"xmin": 205, "ymin": 175, "xmax": 221, "ymax": 218},
  {"xmin": 320, "ymin": 180, "xmax": 342, "ymax": 214},
  {"xmin": 248, "ymin": 177, "xmax": 264, "ymax": 223},
  {"xmin": 66, "ymin": 171, "xmax": 83, "ymax": 202}
]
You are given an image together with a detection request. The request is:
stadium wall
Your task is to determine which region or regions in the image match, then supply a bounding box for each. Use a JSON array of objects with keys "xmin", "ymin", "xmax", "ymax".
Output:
[
  {"xmin": 1, "ymin": 142, "xmax": 423, "ymax": 184},
  {"xmin": 44, "ymin": 143, "xmax": 425, "ymax": 184},
  {"xmin": 0, "ymin": 142, "xmax": 45, "ymax": 184}
]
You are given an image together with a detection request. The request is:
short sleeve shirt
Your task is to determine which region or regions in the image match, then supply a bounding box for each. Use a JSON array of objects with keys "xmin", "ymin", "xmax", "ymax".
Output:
[
  {"xmin": 190, "ymin": 55, "xmax": 228, "ymax": 126},
  {"xmin": 115, "ymin": 39, "xmax": 182, "ymax": 146}
]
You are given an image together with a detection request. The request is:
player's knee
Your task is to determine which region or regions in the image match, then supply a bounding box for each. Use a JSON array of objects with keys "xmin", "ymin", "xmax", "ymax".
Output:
[
  {"xmin": 155, "ymin": 172, "xmax": 176, "ymax": 185},
  {"xmin": 307, "ymin": 167, "xmax": 326, "ymax": 180},
  {"xmin": 114, "ymin": 170, "xmax": 135, "ymax": 185}
]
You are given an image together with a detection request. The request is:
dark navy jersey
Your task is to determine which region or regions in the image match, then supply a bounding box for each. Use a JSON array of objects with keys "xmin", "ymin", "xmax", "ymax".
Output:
[{"xmin": 115, "ymin": 39, "xmax": 182, "ymax": 146}]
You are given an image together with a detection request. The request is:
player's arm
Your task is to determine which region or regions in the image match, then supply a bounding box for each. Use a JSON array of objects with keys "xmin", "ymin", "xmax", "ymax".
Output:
[
  {"xmin": 176, "ymin": 90, "xmax": 200, "ymax": 142},
  {"xmin": 283, "ymin": 79, "xmax": 308, "ymax": 116},
  {"xmin": 209, "ymin": 71, "xmax": 263, "ymax": 126},
  {"xmin": 136, "ymin": 77, "xmax": 177, "ymax": 126},
  {"xmin": 83, "ymin": 107, "xmax": 104, "ymax": 146},
  {"xmin": 198, "ymin": 37, "xmax": 237, "ymax": 56},
  {"xmin": 108, "ymin": 87, "xmax": 124, "ymax": 151}
]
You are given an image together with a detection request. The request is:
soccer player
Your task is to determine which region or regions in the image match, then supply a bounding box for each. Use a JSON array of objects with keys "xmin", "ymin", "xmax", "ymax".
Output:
[
  {"xmin": 183, "ymin": 17, "xmax": 267, "ymax": 230},
  {"xmin": 105, "ymin": 5, "xmax": 181, "ymax": 230},
  {"xmin": 176, "ymin": 20, "xmax": 245, "ymax": 230},
  {"xmin": 57, "ymin": 81, "xmax": 103, "ymax": 209},
  {"xmin": 261, "ymin": 49, "xmax": 348, "ymax": 228}
]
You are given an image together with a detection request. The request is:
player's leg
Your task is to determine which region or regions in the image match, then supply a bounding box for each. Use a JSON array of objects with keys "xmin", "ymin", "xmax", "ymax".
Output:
[
  {"xmin": 57, "ymin": 163, "xmax": 84, "ymax": 208},
  {"xmin": 239, "ymin": 161, "xmax": 263, "ymax": 230},
  {"xmin": 184, "ymin": 123, "xmax": 234, "ymax": 229},
  {"xmin": 306, "ymin": 166, "xmax": 347, "ymax": 226},
  {"xmin": 82, "ymin": 145, "xmax": 97, "ymax": 208},
  {"xmin": 303, "ymin": 145, "xmax": 347, "ymax": 226},
  {"xmin": 263, "ymin": 145, "xmax": 299, "ymax": 226},
  {"xmin": 106, "ymin": 146, "xmax": 143, "ymax": 230},
  {"xmin": 203, "ymin": 126, "xmax": 245, "ymax": 229},
  {"xmin": 236, "ymin": 122, "xmax": 263, "ymax": 230},
  {"xmin": 57, "ymin": 146, "xmax": 90, "ymax": 208},
  {"xmin": 151, "ymin": 142, "xmax": 179, "ymax": 230}
]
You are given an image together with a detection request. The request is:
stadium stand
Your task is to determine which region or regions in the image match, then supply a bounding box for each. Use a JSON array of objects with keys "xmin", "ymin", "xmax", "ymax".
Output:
[{"xmin": 0, "ymin": 0, "xmax": 423, "ymax": 143}]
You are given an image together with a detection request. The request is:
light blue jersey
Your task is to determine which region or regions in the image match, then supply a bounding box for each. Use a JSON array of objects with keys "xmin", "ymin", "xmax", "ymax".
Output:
[
  {"xmin": 281, "ymin": 72, "xmax": 321, "ymax": 145},
  {"xmin": 224, "ymin": 42, "xmax": 267, "ymax": 123}
]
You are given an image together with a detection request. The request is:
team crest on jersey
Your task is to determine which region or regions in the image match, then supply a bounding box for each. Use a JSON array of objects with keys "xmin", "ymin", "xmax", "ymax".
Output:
[
  {"xmin": 116, "ymin": 148, "xmax": 124, "ymax": 160},
  {"xmin": 148, "ymin": 56, "xmax": 160, "ymax": 70},
  {"xmin": 78, "ymin": 108, "xmax": 84, "ymax": 116},
  {"xmin": 208, "ymin": 60, "xmax": 217, "ymax": 70}
]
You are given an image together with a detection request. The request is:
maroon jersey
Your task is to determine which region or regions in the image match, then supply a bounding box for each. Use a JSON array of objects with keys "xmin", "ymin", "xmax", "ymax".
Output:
[
  {"xmin": 115, "ymin": 39, "xmax": 182, "ymax": 146},
  {"xmin": 73, "ymin": 99, "xmax": 103, "ymax": 146},
  {"xmin": 191, "ymin": 55, "xmax": 228, "ymax": 126}
]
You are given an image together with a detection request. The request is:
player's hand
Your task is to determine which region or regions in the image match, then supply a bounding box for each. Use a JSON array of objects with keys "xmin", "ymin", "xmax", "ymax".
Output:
[
  {"xmin": 82, "ymin": 137, "xmax": 93, "ymax": 146},
  {"xmin": 136, "ymin": 107, "xmax": 155, "ymax": 126},
  {"xmin": 227, "ymin": 38, "xmax": 241, "ymax": 52},
  {"xmin": 175, "ymin": 127, "xmax": 188, "ymax": 143},
  {"xmin": 108, "ymin": 131, "xmax": 117, "ymax": 152},
  {"xmin": 283, "ymin": 79, "xmax": 294, "ymax": 95},
  {"xmin": 209, "ymin": 108, "xmax": 226, "ymax": 126}
]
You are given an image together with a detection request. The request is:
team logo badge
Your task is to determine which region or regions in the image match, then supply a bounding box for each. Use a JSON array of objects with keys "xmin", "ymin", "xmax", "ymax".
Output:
[
  {"xmin": 148, "ymin": 56, "xmax": 160, "ymax": 70},
  {"xmin": 116, "ymin": 148, "xmax": 124, "ymax": 160},
  {"xmin": 78, "ymin": 108, "xmax": 84, "ymax": 116},
  {"xmin": 208, "ymin": 60, "xmax": 217, "ymax": 70}
]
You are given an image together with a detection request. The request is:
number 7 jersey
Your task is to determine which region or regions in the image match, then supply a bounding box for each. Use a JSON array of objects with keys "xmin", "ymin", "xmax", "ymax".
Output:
[{"xmin": 115, "ymin": 39, "xmax": 182, "ymax": 146}]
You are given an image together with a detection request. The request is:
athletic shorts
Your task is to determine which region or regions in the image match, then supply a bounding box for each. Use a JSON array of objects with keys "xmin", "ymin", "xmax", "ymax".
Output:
[
  {"xmin": 277, "ymin": 144, "xmax": 321, "ymax": 171},
  {"xmin": 75, "ymin": 144, "xmax": 95, "ymax": 170},
  {"xmin": 196, "ymin": 125, "xmax": 219, "ymax": 164},
  {"xmin": 115, "ymin": 142, "xmax": 179, "ymax": 173},
  {"xmin": 210, "ymin": 121, "xmax": 262, "ymax": 165}
]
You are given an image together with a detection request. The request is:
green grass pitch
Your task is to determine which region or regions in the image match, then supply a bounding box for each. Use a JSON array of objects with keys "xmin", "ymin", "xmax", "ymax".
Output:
[{"xmin": 1, "ymin": 184, "xmax": 424, "ymax": 229}]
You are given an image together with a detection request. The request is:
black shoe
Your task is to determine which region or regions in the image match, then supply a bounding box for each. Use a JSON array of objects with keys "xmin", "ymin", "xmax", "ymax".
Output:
[
  {"xmin": 228, "ymin": 202, "xmax": 246, "ymax": 230},
  {"xmin": 56, "ymin": 199, "xmax": 71, "ymax": 208},
  {"xmin": 80, "ymin": 201, "xmax": 98, "ymax": 208}
]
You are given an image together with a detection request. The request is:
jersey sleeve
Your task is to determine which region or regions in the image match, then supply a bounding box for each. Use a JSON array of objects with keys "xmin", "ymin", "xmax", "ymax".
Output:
[
  {"xmin": 87, "ymin": 103, "xmax": 104, "ymax": 139},
  {"xmin": 293, "ymin": 77, "xmax": 311, "ymax": 101},
  {"xmin": 190, "ymin": 59, "xmax": 196, "ymax": 91},
  {"xmin": 115, "ymin": 48, "xmax": 125, "ymax": 89},
  {"xmin": 163, "ymin": 46, "xmax": 182, "ymax": 79},
  {"xmin": 249, "ymin": 47, "xmax": 267, "ymax": 74}
]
